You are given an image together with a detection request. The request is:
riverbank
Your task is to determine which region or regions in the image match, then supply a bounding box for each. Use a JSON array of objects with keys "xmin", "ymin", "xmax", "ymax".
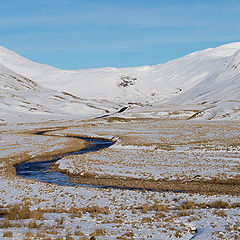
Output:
[
  {"xmin": 16, "ymin": 133, "xmax": 114, "ymax": 186},
  {"xmin": 0, "ymin": 127, "xmax": 86, "ymax": 178}
]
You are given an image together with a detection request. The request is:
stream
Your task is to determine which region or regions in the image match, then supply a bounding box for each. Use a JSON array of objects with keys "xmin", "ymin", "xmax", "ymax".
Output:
[
  {"xmin": 15, "ymin": 136, "xmax": 114, "ymax": 187},
  {"xmin": 15, "ymin": 133, "xmax": 184, "ymax": 193}
]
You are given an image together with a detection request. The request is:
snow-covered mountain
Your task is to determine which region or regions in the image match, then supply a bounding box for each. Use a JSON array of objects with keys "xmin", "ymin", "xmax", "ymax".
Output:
[
  {"xmin": 0, "ymin": 63, "xmax": 120, "ymax": 123},
  {"xmin": 0, "ymin": 42, "xmax": 240, "ymax": 121}
]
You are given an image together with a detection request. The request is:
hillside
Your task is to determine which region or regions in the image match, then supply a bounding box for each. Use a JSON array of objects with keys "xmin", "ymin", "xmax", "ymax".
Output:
[
  {"xmin": 0, "ymin": 63, "xmax": 120, "ymax": 123},
  {"xmin": 0, "ymin": 43, "xmax": 240, "ymax": 121}
]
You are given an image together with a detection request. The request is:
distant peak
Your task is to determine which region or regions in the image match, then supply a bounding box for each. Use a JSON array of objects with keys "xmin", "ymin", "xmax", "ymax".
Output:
[
  {"xmin": 199, "ymin": 42, "xmax": 240, "ymax": 58},
  {"xmin": 217, "ymin": 42, "xmax": 240, "ymax": 49}
]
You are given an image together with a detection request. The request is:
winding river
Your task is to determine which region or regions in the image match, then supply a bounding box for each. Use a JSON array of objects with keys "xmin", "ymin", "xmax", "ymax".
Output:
[
  {"xmin": 15, "ymin": 133, "xmax": 169, "ymax": 192},
  {"xmin": 16, "ymin": 135, "xmax": 114, "ymax": 187},
  {"xmin": 15, "ymin": 131, "xmax": 234, "ymax": 195}
]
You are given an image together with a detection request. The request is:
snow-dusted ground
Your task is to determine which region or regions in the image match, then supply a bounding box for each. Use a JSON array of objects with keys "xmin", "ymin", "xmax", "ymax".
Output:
[
  {"xmin": 1, "ymin": 119, "xmax": 239, "ymax": 239},
  {"xmin": 0, "ymin": 120, "xmax": 240, "ymax": 240},
  {"xmin": 53, "ymin": 118, "xmax": 240, "ymax": 181},
  {"xmin": 1, "ymin": 172, "xmax": 239, "ymax": 240}
]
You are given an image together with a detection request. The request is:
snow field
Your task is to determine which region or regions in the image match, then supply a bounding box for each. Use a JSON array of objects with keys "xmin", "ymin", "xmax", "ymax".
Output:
[
  {"xmin": 0, "ymin": 174, "xmax": 240, "ymax": 239},
  {"xmin": 54, "ymin": 119, "xmax": 240, "ymax": 181},
  {"xmin": 0, "ymin": 120, "xmax": 239, "ymax": 239}
]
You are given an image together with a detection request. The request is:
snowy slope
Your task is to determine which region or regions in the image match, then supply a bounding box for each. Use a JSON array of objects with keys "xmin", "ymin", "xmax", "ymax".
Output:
[
  {"xmin": 0, "ymin": 43, "xmax": 240, "ymax": 120},
  {"xmin": 0, "ymin": 63, "xmax": 119, "ymax": 123},
  {"xmin": 165, "ymin": 44, "xmax": 240, "ymax": 120}
]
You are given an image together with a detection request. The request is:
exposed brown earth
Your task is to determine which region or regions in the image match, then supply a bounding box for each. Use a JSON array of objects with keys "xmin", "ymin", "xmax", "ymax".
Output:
[{"xmin": 50, "ymin": 164, "xmax": 240, "ymax": 196}]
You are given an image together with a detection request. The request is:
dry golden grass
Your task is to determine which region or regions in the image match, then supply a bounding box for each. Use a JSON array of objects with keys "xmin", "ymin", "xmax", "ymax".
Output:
[
  {"xmin": 25, "ymin": 231, "xmax": 34, "ymax": 238},
  {"xmin": 179, "ymin": 200, "xmax": 197, "ymax": 210},
  {"xmin": 155, "ymin": 212, "xmax": 167, "ymax": 219},
  {"xmin": 214, "ymin": 210, "xmax": 227, "ymax": 217},
  {"xmin": 74, "ymin": 230, "xmax": 85, "ymax": 236},
  {"xmin": 176, "ymin": 210, "xmax": 192, "ymax": 217},
  {"xmin": 207, "ymin": 200, "xmax": 229, "ymax": 209},
  {"xmin": 4, "ymin": 202, "xmax": 44, "ymax": 221},
  {"xmin": 175, "ymin": 230, "xmax": 183, "ymax": 238},
  {"xmin": 59, "ymin": 170, "xmax": 240, "ymax": 195},
  {"xmin": 141, "ymin": 217, "xmax": 152, "ymax": 223},
  {"xmin": 36, "ymin": 231, "xmax": 47, "ymax": 238},
  {"xmin": 83, "ymin": 205, "xmax": 110, "ymax": 215},
  {"xmin": 3, "ymin": 231, "xmax": 13, "ymax": 237},
  {"xmin": 90, "ymin": 228, "xmax": 107, "ymax": 237}
]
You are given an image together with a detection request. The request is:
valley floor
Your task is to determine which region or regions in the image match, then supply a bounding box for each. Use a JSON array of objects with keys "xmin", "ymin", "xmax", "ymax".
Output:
[{"xmin": 0, "ymin": 115, "xmax": 239, "ymax": 239}]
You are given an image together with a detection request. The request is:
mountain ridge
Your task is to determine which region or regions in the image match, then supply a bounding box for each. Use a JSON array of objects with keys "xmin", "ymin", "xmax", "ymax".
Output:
[{"xmin": 0, "ymin": 42, "xmax": 240, "ymax": 121}]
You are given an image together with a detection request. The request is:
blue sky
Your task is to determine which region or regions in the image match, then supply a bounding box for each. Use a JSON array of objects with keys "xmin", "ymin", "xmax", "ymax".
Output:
[{"xmin": 1, "ymin": 0, "xmax": 240, "ymax": 69}]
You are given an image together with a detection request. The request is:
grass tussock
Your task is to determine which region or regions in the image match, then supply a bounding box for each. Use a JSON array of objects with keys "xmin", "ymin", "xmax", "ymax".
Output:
[
  {"xmin": 214, "ymin": 210, "xmax": 227, "ymax": 217},
  {"xmin": 178, "ymin": 199, "xmax": 236, "ymax": 210},
  {"xmin": 74, "ymin": 230, "xmax": 85, "ymax": 236},
  {"xmin": 176, "ymin": 211, "xmax": 192, "ymax": 217},
  {"xmin": 25, "ymin": 231, "xmax": 34, "ymax": 238},
  {"xmin": 5, "ymin": 203, "xmax": 43, "ymax": 220},
  {"xmin": 141, "ymin": 217, "xmax": 152, "ymax": 223},
  {"xmin": 207, "ymin": 200, "xmax": 229, "ymax": 209},
  {"xmin": 0, "ymin": 217, "xmax": 11, "ymax": 228},
  {"xmin": 36, "ymin": 232, "xmax": 47, "ymax": 238},
  {"xmin": 179, "ymin": 200, "xmax": 197, "ymax": 210},
  {"xmin": 155, "ymin": 212, "xmax": 167, "ymax": 219},
  {"xmin": 138, "ymin": 203, "xmax": 170, "ymax": 213},
  {"xmin": 3, "ymin": 231, "xmax": 13, "ymax": 237},
  {"xmin": 90, "ymin": 228, "xmax": 107, "ymax": 237},
  {"xmin": 47, "ymin": 229, "xmax": 59, "ymax": 235},
  {"xmin": 66, "ymin": 232, "xmax": 74, "ymax": 240},
  {"xmin": 28, "ymin": 220, "xmax": 39, "ymax": 229},
  {"xmin": 175, "ymin": 230, "xmax": 183, "ymax": 238},
  {"xmin": 84, "ymin": 206, "xmax": 110, "ymax": 215}
]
